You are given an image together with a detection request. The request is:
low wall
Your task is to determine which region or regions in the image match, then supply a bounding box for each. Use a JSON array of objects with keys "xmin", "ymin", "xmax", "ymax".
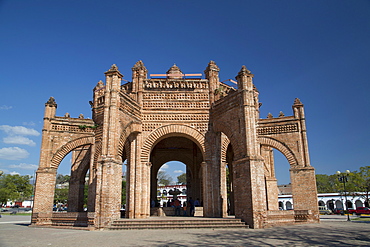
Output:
[
  {"xmin": 32, "ymin": 212, "xmax": 95, "ymax": 228},
  {"xmin": 265, "ymin": 210, "xmax": 318, "ymax": 227}
]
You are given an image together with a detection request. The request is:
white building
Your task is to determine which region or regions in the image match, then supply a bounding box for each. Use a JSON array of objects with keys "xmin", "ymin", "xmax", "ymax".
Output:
[
  {"xmin": 279, "ymin": 192, "xmax": 369, "ymax": 211},
  {"xmin": 156, "ymin": 185, "xmax": 187, "ymax": 207}
]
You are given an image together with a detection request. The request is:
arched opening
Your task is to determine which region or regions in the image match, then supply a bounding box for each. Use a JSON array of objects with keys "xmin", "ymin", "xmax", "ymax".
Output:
[
  {"xmin": 121, "ymin": 159, "xmax": 127, "ymax": 218},
  {"xmin": 335, "ymin": 200, "xmax": 342, "ymax": 210},
  {"xmin": 149, "ymin": 136, "xmax": 203, "ymax": 216},
  {"xmin": 225, "ymin": 143, "xmax": 235, "ymax": 215},
  {"xmin": 273, "ymin": 149, "xmax": 291, "ymax": 186},
  {"xmin": 156, "ymin": 161, "xmax": 187, "ymax": 207},
  {"xmin": 54, "ymin": 145, "xmax": 91, "ymax": 213},
  {"xmin": 355, "ymin": 200, "xmax": 363, "ymax": 208},
  {"xmin": 327, "ymin": 199, "xmax": 335, "ymax": 211},
  {"xmin": 260, "ymin": 144, "xmax": 292, "ymax": 211}
]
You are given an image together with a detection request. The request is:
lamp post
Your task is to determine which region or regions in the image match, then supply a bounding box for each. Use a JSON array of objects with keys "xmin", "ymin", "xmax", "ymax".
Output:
[{"xmin": 337, "ymin": 170, "xmax": 351, "ymax": 221}]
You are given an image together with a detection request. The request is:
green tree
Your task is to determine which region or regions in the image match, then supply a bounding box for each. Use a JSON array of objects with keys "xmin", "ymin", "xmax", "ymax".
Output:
[
  {"xmin": 157, "ymin": 171, "xmax": 172, "ymax": 186},
  {"xmin": 177, "ymin": 173, "xmax": 186, "ymax": 185},
  {"xmin": 348, "ymin": 166, "xmax": 370, "ymax": 206},
  {"xmin": 316, "ymin": 174, "xmax": 338, "ymax": 193},
  {"xmin": 0, "ymin": 174, "xmax": 33, "ymax": 205},
  {"xmin": 55, "ymin": 174, "xmax": 70, "ymax": 185},
  {"xmin": 54, "ymin": 188, "xmax": 69, "ymax": 204}
]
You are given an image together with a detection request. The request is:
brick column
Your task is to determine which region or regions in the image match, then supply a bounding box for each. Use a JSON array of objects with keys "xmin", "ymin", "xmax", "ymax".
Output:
[
  {"xmin": 126, "ymin": 133, "xmax": 145, "ymax": 218},
  {"xmin": 32, "ymin": 167, "xmax": 57, "ymax": 225},
  {"xmin": 95, "ymin": 158, "xmax": 122, "ymax": 228},
  {"xmin": 233, "ymin": 156, "xmax": 267, "ymax": 228},
  {"xmin": 67, "ymin": 170, "xmax": 84, "ymax": 212},
  {"xmin": 265, "ymin": 177, "xmax": 279, "ymax": 210},
  {"xmin": 220, "ymin": 161, "xmax": 228, "ymax": 217},
  {"xmin": 290, "ymin": 167, "xmax": 319, "ymax": 221}
]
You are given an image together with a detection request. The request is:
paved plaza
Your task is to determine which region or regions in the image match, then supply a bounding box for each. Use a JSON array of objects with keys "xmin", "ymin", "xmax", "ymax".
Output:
[{"xmin": 0, "ymin": 215, "xmax": 369, "ymax": 246}]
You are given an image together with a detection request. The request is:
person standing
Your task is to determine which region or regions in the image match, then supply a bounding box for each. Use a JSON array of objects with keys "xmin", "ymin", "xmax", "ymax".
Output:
[
  {"xmin": 174, "ymin": 199, "xmax": 181, "ymax": 216},
  {"xmin": 188, "ymin": 197, "xmax": 195, "ymax": 216}
]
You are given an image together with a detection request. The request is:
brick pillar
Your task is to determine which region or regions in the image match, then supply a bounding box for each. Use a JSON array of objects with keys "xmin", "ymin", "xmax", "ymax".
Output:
[
  {"xmin": 126, "ymin": 133, "xmax": 145, "ymax": 218},
  {"xmin": 87, "ymin": 167, "xmax": 97, "ymax": 212},
  {"xmin": 261, "ymin": 146, "xmax": 279, "ymax": 210},
  {"xmin": 220, "ymin": 162, "xmax": 228, "ymax": 217},
  {"xmin": 203, "ymin": 130, "xmax": 222, "ymax": 217},
  {"xmin": 142, "ymin": 162, "xmax": 151, "ymax": 218},
  {"xmin": 291, "ymin": 167, "xmax": 319, "ymax": 221},
  {"xmin": 32, "ymin": 167, "xmax": 57, "ymax": 225},
  {"xmin": 95, "ymin": 158, "xmax": 122, "ymax": 228},
  {"xmin": 233, "ymin": 65, "xmax": 267, "ymax": 228},
  {"xmin": 291, "ymin": 98, "xmax": 319, "ymax": 221},
  {"xmin": 67, "ymin": 170, "xmax": 84, "ymax": 212},
  {"xmin": 94, "ymin": 64, "xmax": 124, "ymax": 228},
  {"xmin": 265, "ymin": 177, "xmax": 279, "ymax": 210},
  {"xmin": 233, "ymin": 156, "xmax": 267, "ymax": 228}
]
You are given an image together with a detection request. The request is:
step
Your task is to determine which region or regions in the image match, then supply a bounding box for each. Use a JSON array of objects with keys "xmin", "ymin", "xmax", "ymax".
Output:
[{"xmin": 108, "ymin": 217, "xmax": 249, "ymax": 230}]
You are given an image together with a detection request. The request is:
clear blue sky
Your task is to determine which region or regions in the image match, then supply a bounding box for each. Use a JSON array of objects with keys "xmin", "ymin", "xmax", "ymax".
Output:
[{"xmin": 0, "ymin": 1, "xmax": 369, "ymax": 185}]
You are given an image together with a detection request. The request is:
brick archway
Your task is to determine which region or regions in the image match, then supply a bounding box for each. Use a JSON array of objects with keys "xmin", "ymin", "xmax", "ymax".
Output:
[
  {"xmin": 141, "ymin": 124, "xmax": 205, "ymax": 163},
  {"xmin": 258, "ymin": 136, "xmax": 298, "ymax": 166},
  {"xmin": 50, "ymin": 136, "xmax": 95, "ymax": 169}
]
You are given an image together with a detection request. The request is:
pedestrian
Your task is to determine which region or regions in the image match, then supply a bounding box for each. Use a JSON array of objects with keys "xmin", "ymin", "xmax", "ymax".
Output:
[
  {"xmin": 183, "ymin": 201, "xmax": 187, "ymax": 216},
  {"xmin": 188, "ymin": 197, "xmax": 195, "ymax": 216},
  {"xmin": 174, "ymin": 199, "xmax": 181, "ymax": 216}
]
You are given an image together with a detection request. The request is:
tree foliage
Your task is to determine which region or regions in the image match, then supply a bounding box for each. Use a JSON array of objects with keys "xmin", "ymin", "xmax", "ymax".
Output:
[
  {"xmin": 55, "ymin": 174, "xmax": 70, "ymax": 185},
  {"xmin": 349, "ymin": 166, "xmax": 370, "ymax": 205},
  {"xmin": 316, "ymin": 174, "xmax": 338, "ymax": 193},
  {"xmin": 157, "ymin": 171, "xmax": 173, "ymax": 186},
  {"xmin": 0, "ymin": 174, "xmax": 33, "ymax": 204},
  {"xmin": 177, "ymin": 173, "xmax": 186, "ymax": 185},
  {"xmin": 316, "ymin": 166, "xmax": 370, "ymax": 205},
  {"xmin": 54, "ymin": 188, "xmax": 69, "ymax": 204}
]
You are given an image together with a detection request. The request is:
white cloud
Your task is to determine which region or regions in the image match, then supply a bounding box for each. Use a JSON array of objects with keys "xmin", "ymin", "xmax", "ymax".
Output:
[
  {"xmin": 0, "ymin": 147, "xmax": 29, "ymax": 160},
  {"xmin": 22, "ymin": 121, "xmax": 36, "ymax": 126},
  {"xmin": 0, "ymin": 105, "xmax": 12, "ymax": 110},
  {"xmin": 0, "ymin": 125, "xmax": 40, "ymax": 136},
  {"xmin": 161, "ymin": 164, "xmax": 169, "ymax": 169},
  {"xmin": 10, "ymin": 171, "xmax": 20, "ymax": 175},
  {"xmin": 3, "ymin": 136, "xmax": 36, "ymax": 146},
  {"xmin": 9, "ymin": 163, "xmax": 38, "ymax": 170},
  {"xmin": 173, "ymin": 170, "xmax": 184, "ymax": 174}
]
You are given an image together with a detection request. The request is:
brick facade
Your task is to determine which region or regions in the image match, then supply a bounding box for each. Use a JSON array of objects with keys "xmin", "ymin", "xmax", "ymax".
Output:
[{"xmin": 32, "ymin": 61, "xmax": 319, "ymax": 229}]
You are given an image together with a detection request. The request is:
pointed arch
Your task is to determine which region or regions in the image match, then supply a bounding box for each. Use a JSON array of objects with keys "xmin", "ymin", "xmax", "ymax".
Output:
[
  {"xmin": 141, "ymin": 124, "xmax": 205, "ymax": 163},
  {"xmin": 50, "ymin": 136, "xmax": 95, "ymax": 169},
  {"xmin": 258, "ymin": 136, "xmax": 298, "ymax": 167}
]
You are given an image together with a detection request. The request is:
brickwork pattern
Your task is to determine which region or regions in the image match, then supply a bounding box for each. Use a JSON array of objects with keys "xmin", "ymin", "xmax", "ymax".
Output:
[{"xmin": 32, "ymin": 61, "xmax": 319, "ymax": 229}]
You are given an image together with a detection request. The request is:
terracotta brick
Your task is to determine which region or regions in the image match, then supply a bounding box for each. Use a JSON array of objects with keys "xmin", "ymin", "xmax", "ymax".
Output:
[{"xmin": 32, "ymin": 61, "xmax": 319, "ymax": 229}]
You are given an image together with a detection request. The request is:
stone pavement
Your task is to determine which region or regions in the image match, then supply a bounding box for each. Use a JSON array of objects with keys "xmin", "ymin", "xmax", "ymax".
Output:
[{"xmin": 0, "ymin": 215, "xmax": 369, "ymax": 247}]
